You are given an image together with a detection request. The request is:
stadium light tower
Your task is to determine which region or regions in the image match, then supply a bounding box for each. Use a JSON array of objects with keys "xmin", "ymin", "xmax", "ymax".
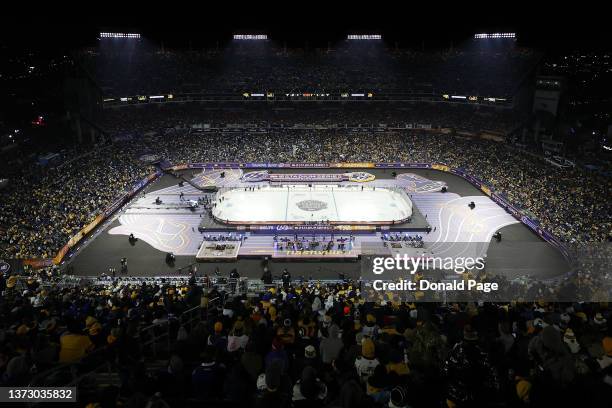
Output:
[
  {"xmin": 347, "ymin": 34, "xmax": 382, "ymax": 40},
  {"xmin": 99, "ymin": 32, "xmax": 141, "ymax": 39},
  {"xmin": 474, "ymin": 32, "xmax": 516, "ymax": 39},
  {"xmin": 233, "ymin": 34, "xmax": 268, "ymax": 40}
]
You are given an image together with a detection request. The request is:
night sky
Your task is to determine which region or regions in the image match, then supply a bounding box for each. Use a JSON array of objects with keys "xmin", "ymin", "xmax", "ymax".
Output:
[{"xmin": 1, "ymin": 6, "xmax": 610, "ymax": 52}]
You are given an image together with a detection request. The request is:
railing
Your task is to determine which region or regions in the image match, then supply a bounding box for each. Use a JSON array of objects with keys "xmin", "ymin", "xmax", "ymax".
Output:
[
  {"xmin": 27, "ymin": 344, "xmax": 115, "ymax": 403},
  {"xmin": 50, "ymin": 275, "xmax": 252, "ymax": 299}
]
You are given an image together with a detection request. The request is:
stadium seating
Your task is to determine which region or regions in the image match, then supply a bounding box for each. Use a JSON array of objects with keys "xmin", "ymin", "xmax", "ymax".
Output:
[
  {"xmin": 1, "ymin": 275, "xmax": 611, "ymax": 407},
  {"xmin": 1, "ymin": 104, "xmax": 609, "ymax": 261}
]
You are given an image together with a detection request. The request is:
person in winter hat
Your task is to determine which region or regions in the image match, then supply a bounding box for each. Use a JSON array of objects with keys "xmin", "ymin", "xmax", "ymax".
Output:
[
  {"xmin": 355, "ymin": 338, "xmax": 380, "ymax": 384},
  {"xmin": 291, "ymin": 366, "xmax": 327, "ymax": 408},
  {"xmin": 563, "ymin": 328, "xmax": 580, "ymax": 354}
]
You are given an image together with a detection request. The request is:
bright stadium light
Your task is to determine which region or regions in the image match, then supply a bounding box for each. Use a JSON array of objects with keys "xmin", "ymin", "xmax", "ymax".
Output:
[
  {"xmin": 100, "ymin": 32, "xmax": 141, "ymax": 39},
  {"xmin": 347, "ymin": 34, "xmax": 382, "ymax": 40},
  {"xmin": 474, "ymin": 32, "xmax": 516, "ymax": 39},
  {"xmin": 233, "ymin": 34, "xmax": 268, "ymax": 40}
]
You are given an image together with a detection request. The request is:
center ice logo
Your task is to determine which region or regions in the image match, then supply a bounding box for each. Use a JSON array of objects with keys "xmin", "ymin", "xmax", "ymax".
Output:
[{"xmin": 296, "ymin": 199, "xmax": 328, "ymax": 212}]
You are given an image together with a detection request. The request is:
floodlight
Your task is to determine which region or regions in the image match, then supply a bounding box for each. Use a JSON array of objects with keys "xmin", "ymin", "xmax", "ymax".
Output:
[
  {"xmin": 347, "ymin": 34, "xmax": 382, "ymax": 40},
  {"xmin": 474, "ymin": 32, "xmax": 515, "ymax": 39},
  {"xmin": 233, "ymin": 34, "xmax": 267, "ymax": 40},
  {"xmin": 100, "ymin": 32, "xmax": 141, "ymax": 39}
]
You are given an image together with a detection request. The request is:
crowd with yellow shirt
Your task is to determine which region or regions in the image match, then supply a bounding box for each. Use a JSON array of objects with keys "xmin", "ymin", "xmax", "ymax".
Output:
[{"xmin": 0, "ymin": 145, "xmax": 151, "ymax": 260}]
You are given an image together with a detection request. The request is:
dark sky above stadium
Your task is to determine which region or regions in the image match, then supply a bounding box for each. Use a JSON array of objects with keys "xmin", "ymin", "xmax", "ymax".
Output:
[{"xmin": 1, "ymin": 4, "xmax": 610, "ymax": 52}]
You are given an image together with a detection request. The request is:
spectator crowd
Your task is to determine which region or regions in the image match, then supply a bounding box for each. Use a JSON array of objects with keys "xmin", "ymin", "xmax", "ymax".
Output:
[
  {"xmin": 1, "ymin": 103, "xmax": 609, "ymax": 263},
  {"xmin": 104, "ymin": 104, "xmax": 610, "ymax": 244},
  {"xmin": 80, "ymin": 42, "xmax": 538, "ymax": 99},
  {"xmin": 0, "ymin": 145, "xmax": 152, "ymax": 259},
  {"xmin": 0, "ymin": 273, "xmax": 611, "ymax": 407}
]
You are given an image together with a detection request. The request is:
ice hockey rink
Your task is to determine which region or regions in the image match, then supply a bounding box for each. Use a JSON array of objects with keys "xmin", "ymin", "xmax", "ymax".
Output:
[
  {"xmin": 211, "ymin": 184, "xmax": 413, "ymax": 224},
  {"xmin": 78, "ymin": 170, "xmax": 568, "ymax": 279}
]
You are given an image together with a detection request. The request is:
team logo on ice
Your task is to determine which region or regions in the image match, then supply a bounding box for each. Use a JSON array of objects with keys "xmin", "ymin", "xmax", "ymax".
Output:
[{"xmin": 296, "ymin": 199, "xmax": 328, "ymax": 212}]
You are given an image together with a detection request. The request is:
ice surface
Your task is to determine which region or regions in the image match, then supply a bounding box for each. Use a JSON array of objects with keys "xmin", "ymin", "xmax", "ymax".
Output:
[{"xmin": 212, "ymin": 185, "xmax": 412, "ymax": 223}]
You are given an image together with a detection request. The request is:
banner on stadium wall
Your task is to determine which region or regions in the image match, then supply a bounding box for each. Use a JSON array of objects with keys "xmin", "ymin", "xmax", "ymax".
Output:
[
  {"xmin": 132, "ymin": 172, "xmax": 160, "ymax": 192},
  {"xmin": 207, "ymin": 162, "xmax": 241, "ymax": 168},
  {"xmin": 102, "ymin": 172, "xmax": 160, "ymax": 218},
  {"xmin": 520, "ymin": 215, "xmax": 540, "ymax": 231},
  {"xmin": 452, "ymin": 170, "xmax": 493, "ymax": 195},
  {"xmin": 174, "ymin": 162, "xmax": 336, "ymax": 170},
  {"xmin": 431, "ymin": 164, "xmax": 450, "ymax": 172},
  {"xmin": 490, "ymin": 193, "xmax": 522, "ymax": 219},
  {"xmin": 279, "ymin": 163, "xmax": 331, "ymax": 168},
  {"xmin": 269, "ymin": 173, "xmax": 345, "ymax": 182},
  {"xmin": 175, "ymin": 162, "xmax": 432, "ymax": 170},
  {"xmin": 82, "ymin": 215, "xmax": 104, "ymax": 236},
  {"xmin": 185, "ymin": 162, "xmax": 332, "ymax": 169},
  {"xmin": 253, "ymin": 225, "xmax": 376, "ymax": 233},
  {"xmin": 464, "ymin": 174, "xmax": 482, "ymax": 189},
  {"xmin": 518, "ymin": 215, "xmax": 569, "ymax": 258},
  {"xmin": 332, "ymin": 162, "xmax": 375, "ymax": 169},
  {"xmin": 540, "ymin": 230, "xmax": 570, "ymax": 259},
  {"xmin": 53, "ymin": 246, "xmax": 72, "ymax": 265},
  {"xmin": 506, "ymin": 204, "xmax": 521, "ymax": 220},
  {"xmin": 171, "ymin": 164, "xmax": 190, "ymax": 171},
  {"xmin": 52, "ymin": 216, "xmax": 103, "ymax": 264},
  {"xmin": 375, "ymin": 163, "xmax": 431, "ymax": 169},
  {"xmin": 173, "ymin": 163, "xmax": 244, "ymax": 170},
  {"xmin": 23, "ymin": 258, "xmax": 54, "ymax": 268},
  {"xmin": 104, "ymin": 196, "xmax": 128, "ymax": 218}
]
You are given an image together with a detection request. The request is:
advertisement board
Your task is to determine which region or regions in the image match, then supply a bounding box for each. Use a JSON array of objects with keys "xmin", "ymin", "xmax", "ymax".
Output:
[
  {"xmin": 253, "ymin": 225, "xmax": 376, "ymax": 233},
  {"xmin": 431, "ymin": 164, "xmax": 450, "ymax": 172},
  {"xmin": 332, "ymin": 162, "xmax": 375, "ymax": 168}
]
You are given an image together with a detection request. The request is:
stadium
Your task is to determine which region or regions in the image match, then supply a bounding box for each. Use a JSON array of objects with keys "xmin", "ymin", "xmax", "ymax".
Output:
[{"xmin": 0, "ymin": 13, "xmax": 611, "ymax": 408}]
